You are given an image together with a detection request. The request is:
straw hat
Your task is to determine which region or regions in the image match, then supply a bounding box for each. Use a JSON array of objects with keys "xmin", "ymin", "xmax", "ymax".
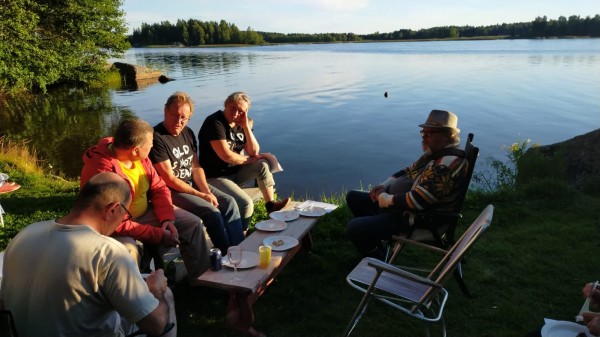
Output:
[{"xmin": 418, "ymin": 110, "xmax": 460, "ymax": 132}]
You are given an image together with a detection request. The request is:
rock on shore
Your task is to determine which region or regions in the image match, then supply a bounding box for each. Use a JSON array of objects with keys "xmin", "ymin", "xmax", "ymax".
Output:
[
  {"xmin": 527, "ymin": 128, "xmax": 600, "ymax": 186},
  {"xmin": 112, "ymin": 62, "xmax": 174, "ymax": 88}
]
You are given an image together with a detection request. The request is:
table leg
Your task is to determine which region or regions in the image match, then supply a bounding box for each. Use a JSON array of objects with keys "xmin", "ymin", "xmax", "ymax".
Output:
[
  {"xmin": 225, "ymin": 291, "xmax": 266, "ymax": 337},
  {"xmin": 301, "ymin": 231, "xmax": 313, "ymax": 252}
]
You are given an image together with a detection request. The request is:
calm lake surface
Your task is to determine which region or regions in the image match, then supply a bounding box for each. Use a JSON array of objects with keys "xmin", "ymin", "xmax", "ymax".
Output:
[{"xmin": 2, "ymin": 39, "xmax": 599, "ymax": 198}]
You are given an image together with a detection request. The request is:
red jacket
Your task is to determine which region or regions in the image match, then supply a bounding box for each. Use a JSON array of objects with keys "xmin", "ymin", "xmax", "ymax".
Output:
[{"xmin": 80, "ymin": 137, "xmax": 174, "ymax": 245}]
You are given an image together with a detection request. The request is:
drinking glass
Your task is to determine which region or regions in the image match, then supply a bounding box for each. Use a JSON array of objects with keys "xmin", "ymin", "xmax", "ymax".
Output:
[
  {"xmin": 227, "ymin": 246, "xmax": 242, "ymax": 282},
  {"xmin": 259, "ymin": 245, "xmax": 271, "ymax": 268}
]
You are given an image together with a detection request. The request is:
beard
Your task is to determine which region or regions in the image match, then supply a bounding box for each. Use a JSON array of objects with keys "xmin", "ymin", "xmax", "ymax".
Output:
[{"xmin": 421, "ymin": 141, "xmax": 432, "ymax": 155}]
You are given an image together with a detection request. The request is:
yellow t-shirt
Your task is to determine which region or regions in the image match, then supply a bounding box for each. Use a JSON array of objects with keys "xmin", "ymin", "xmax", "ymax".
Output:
[{"xmin": 118, "ymin": 160, "xmax": 150, "ymax": 218}]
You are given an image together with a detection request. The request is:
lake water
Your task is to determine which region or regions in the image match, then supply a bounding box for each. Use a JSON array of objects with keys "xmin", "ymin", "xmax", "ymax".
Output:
[{"xmin": 1, "ymin": 39, "xmax": 599, "ymax": 198}]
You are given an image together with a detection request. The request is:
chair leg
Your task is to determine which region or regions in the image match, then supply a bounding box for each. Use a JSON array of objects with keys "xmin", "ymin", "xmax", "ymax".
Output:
[
  {"xmin": 344, "ymin": 292, "xmax": 372, "ymax": 337},
  {"xmin": 453, "ymin": 262, "xmax": 471, "ymax": 296}
]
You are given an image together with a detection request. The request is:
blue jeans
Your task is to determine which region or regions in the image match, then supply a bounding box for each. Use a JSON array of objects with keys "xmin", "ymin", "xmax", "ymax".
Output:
[
  {"xmin": 345, "ymin": 190, "xmax": 409, "ymax": 255},
  {"xmin": 208, "ymin": 159, "xmax": 274, "ymax": 230},
  {"xmin": 171, "ymin": 185, "xmax": 244, "ymax": 254}
]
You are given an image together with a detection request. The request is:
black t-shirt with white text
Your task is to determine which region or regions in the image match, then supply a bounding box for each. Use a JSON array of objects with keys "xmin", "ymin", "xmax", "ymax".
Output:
[
  {"xmin": 198, "ymin": 110, "xmax": 245, "ymax": 178},
  {"xmin": 150, "ymin": 122, "xmax": 197, "ymax": 184}
]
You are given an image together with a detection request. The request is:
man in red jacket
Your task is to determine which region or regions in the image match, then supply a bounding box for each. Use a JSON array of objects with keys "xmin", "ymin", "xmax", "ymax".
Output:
[{"xmin": 81, "ymin": 118, "xmax": 210, "ymax": 279}]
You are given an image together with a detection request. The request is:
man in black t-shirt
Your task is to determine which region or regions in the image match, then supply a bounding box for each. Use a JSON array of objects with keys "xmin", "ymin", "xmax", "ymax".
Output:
[
  {"xmin": 198, "ymin": 92, "xmax": 289, "ymax": 229},
  {"xmin": 150, "ymin": 92, "xmax": 244, "ymax": 254}
]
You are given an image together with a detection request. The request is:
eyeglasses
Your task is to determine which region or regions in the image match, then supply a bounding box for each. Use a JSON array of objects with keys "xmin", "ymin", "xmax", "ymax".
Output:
[
  {"xmin": 420, "ymin": 130, "xmax": 443, "ymax": 137},
  {"xmin": 167, "ymin": 114, "xmax": 189, "ymax": 124},
  {"xmin": 119, "ymin": 203, "xmax": 133, "ymax": 222}
]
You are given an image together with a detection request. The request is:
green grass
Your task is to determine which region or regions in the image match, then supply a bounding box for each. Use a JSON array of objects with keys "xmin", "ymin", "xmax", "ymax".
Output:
[{"xmin": 2, "ymin": 159, "xmax": 599, "ymax": 336}]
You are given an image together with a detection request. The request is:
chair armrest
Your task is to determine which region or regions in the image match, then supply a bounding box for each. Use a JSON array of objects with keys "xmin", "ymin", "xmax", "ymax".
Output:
[
  {"xmin": 365, "ymin": 258, "xmax": 442, "ymax": 289},
  {"xmin": 391, "ymin": 235, "xmax": 448, "ymax": 255}
]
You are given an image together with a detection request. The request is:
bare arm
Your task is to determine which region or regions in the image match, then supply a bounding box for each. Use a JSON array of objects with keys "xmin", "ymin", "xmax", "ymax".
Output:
[
  {"xmin": 210, "ymin": 139, "xmax": 263, "ymax": 166},
  {"xmin": 190, "ymin": 157, "xmax": 218, "ymax": 207},
  {"xmin": 154, "ymin": 159, "xmax": 218, "ymax": 207},
  {"xmin": 136, "ymin": 270, "xmax": 171, "ymax": 336}
]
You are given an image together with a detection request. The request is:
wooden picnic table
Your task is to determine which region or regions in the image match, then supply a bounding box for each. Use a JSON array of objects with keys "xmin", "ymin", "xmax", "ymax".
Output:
[{"xmin": 190, "ymin": 201, "xmax": 319, "ymax": 337}]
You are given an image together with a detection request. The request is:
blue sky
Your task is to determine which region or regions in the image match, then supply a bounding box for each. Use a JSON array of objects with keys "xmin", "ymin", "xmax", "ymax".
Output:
[{"xmin": 121, "ymin": 0, "xmax": 599, "ymax": 35}]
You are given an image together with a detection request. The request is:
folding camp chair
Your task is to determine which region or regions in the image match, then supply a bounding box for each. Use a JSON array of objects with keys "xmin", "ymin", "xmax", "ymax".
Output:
[
  {"xmin": 345, "ymin": 204, "xmax": 493, "ymax": 337},
  {"xmin": 386, "ymin": 133, "xmax": 479, "ymax": 295}
]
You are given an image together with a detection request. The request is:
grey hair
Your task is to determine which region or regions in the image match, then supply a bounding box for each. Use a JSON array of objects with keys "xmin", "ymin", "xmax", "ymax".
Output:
[{"xmin": 224, "ymin": 92, "xmax": 251, "ymax": 110}]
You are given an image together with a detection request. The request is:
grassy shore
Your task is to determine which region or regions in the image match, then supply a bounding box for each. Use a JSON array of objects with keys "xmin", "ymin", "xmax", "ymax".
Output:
[{"xmin": 1, "ymin": 141, "xmax": 599, "ymax": 336}]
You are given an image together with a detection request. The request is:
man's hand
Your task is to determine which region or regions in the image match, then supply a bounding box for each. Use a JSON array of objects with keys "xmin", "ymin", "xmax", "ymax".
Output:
[
  {"xmin": 200, "ymin": 192, "xmax": 219, "ymax": 207},
  {"xmin": 161, "ymin": 220, "xmax": 179, "ymax": 237},
  {"xmin": 161, "ymin": 229, "xmax": 180, "ymax": 247},
  {"xmin": 377, "ymin": 192, "xmax": 394, "ymax": 208},
  {"xmin": 161, "ymin": 220, "xmax": 180, "ymax": 247},
  {"xmin": 146, "ymin": 269, "xmax": 168, "ymax": 298},
  {"xmin": 233, "ymin": 110, "xmax": 249, "ymax": 128},
  {"xmin": 370, "ymin": 184, "xmax": 386, "ymax": 202},
  {"xmin": 582, "ymin": 312, "xmax": 600, "ymax": 335},
  {"xmin": 584, "ymin": 282, "xmax": 600, "ymax": 312}
]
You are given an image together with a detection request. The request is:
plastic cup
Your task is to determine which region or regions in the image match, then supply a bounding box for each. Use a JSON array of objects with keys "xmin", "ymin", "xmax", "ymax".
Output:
[{"xmin": 259, "ymin": 245, "xmax": 271, "ymax": 268}]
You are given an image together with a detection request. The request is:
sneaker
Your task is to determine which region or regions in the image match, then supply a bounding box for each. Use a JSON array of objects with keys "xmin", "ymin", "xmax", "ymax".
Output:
[{"xmin": 266, "ymin": 197, "xmax": 291, "ymax": 213}]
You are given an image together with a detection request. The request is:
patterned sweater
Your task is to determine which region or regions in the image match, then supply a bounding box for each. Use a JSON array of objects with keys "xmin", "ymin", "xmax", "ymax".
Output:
[{"xmin": 390, "ymin": 143, "xmax": 468, "ymax": 216}]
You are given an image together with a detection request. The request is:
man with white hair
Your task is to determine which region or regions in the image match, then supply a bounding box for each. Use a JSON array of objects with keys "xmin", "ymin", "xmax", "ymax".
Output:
[{"xmin": 346, "ymin": 110, "xmax": 469, "ymax": 260}]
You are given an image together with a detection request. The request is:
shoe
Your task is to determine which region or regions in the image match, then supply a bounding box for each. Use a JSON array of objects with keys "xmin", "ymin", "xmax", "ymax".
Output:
[
  {"xmin": 364, "ymin": 246, "xmax": 386, "ymax": 261},
  {"xmin": 266, "ymin": 197, "xmax": 291, "ymax": 213}
]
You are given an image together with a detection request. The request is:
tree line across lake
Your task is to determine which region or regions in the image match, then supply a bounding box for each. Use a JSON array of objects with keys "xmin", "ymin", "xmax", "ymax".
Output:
[
  {"xmin": 2, "ymin": 0, "xmax": 598, "ymax": 95},
  {"xmin": 130, "ymin": 15, "xmax": 600, "ymax": 46}
]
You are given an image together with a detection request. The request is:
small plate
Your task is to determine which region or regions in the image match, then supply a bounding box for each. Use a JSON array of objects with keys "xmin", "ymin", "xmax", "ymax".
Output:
[
  {"xmin": 263, "ymin": 236, "xmax": 299, "ymax": 251},
  {"xmin": 270, "ymin": 210, "xmax": 300, "ymax": 222},
  {"xmin": 541, "ymin": 320, "xmax": 592, "ymax": 337},
  {"xmin": 255, "ymin": 219, "xmax": 287, "ymax": 232},
  {"xmin": 222, "ymin": 251, "xmax": 259, "ymax": 269},
  {"xmin": 299, "ymin": 206, "xmax": 326, "ymax": 217}
]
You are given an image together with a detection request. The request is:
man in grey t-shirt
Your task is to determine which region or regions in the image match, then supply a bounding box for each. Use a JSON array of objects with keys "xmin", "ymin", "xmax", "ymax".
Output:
[{"xmin": 0, "ymin": 172, "xmax": 176, "ymax": 336}]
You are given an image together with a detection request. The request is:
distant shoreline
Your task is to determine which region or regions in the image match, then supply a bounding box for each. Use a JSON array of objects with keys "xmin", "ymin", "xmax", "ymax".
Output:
[{"xmin": 131, "ymin": 35, "xmax": 595, "ymax": 48}]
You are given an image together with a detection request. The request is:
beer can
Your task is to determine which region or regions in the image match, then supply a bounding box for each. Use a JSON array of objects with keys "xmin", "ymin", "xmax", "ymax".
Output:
[{"xmin": 209, "ymin": 248, "xmax": 222, "ymax": 271}]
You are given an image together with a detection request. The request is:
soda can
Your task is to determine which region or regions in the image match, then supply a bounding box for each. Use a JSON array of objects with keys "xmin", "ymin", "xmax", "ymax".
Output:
[{"xmin": 209, "ymin": 248, "xmax": 222, "ymax": 271}]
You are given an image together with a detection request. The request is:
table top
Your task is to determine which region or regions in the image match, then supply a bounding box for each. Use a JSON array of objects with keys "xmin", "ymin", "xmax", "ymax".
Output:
[{"xmin": 191, "ymin": 201, "xmax": 319, "ymax": 292}]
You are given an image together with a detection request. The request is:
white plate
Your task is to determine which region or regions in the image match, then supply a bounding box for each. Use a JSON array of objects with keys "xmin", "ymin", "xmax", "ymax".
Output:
[
  {"xmin": 222, "ymin": 251, "xmax": 259, "ymax": 269},
  {"xmin": 255, "ymin": 219, "xmax": 287, "ymax": 232},
  {"xmin": 263, "ymin": 236, "xmax": 299, "ymax": 251},
  {"xmin": 269, "ymin": 210, "xmax": 300, "ymax": 222},
  {"xmin": 299, "ymin": 206, "xmax": 326, "ymax": 217},
  {"xmin": 541, "ymin": 320, "xmax": 592, "ymax": 337}
]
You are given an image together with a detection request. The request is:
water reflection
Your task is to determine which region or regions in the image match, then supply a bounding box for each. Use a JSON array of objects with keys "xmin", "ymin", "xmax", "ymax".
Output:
[
  {"xmin": 0, "ymin": 87, "xmax": 136, "ymax": 177},
  {"xmin": 126, "ymin": 49, "xmax": 256, "ymax": 78}
]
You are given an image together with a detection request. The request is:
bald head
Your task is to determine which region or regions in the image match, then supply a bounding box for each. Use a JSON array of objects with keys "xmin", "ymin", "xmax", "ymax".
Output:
[{"xmin": 75, "ymin": 172, "xmax": 131, "ymax": 212}]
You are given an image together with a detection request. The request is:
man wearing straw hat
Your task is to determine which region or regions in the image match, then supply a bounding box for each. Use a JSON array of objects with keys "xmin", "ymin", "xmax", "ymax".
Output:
[{"xmin": 346, "ymin": 110, "xmax": 469, "ymax": 260}]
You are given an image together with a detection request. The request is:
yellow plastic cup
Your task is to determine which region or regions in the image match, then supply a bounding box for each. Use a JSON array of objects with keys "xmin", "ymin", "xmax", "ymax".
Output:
[{"xmin": 259, "ymin": 245, "xmax": 271, "ymax": 268}]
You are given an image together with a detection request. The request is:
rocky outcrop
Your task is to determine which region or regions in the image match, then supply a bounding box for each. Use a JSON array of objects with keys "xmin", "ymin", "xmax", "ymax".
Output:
[
  {"xmin": 527, "ymin": 128, "xmax": 600, "ymax": 186},
  {"xmin": 112, "ymin": 62, "xmax": 174, "ymax": 88}
]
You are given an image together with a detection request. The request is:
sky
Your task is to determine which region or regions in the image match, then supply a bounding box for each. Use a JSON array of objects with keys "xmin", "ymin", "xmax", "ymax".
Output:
[{"xmin": 121, "ymin": 0, "xmax": 599, "ymax": 35}]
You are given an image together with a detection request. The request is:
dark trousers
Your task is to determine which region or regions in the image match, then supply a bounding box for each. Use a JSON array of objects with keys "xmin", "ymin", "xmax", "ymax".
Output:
[{"xmin": 346, "ymin": 190, "xmax": 410, "ymax": 255}]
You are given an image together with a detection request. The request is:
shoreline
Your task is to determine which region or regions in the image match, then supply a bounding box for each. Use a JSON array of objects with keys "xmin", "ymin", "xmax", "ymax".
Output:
[{"xmin": 131, "ymin": 35, "xmax": 596, "ymax": 48}]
